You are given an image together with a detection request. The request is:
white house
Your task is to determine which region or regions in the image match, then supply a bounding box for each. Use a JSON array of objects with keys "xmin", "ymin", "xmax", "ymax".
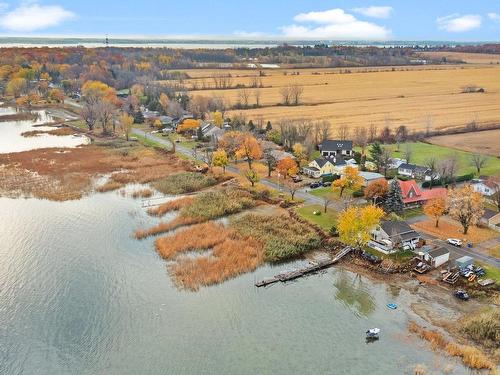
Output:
[
  {"xmin": 303, "ymin": 158, "xmax": 336, "ymax": 178},
  {"xmin": 471, "ymin": 179, "xmax": 498, "ymax": 197},
  {"xmin": 423, "ymin": 247, "xmax": 450, "ymax": 268},
  {"xmin": 369, "ymin": 221, "xmax": 421, "ymax": 254},
  {"xmin": 319, "ymin": 140, "xmax": 354, "ymax": 160},
  {"xmin": 398, "ymin": 163, "xmax": 430, "ymax": 179}
]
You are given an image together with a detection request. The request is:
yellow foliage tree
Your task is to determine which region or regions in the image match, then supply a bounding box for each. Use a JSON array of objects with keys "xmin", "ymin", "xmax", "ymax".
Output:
[
  {"xmin": 153, "ymin": 119, "xmax": 163, "ymax": 129},
  {"xmin": 292, "ymin": 143, "xmax": 307, "ymax": 164},
  {"xmin": 212, "ymin": 149, "xmax": 228, "ymax": 173},
  {"xmin": 118, "ymin": 113, "xmax": 134, "ymax": 141},
  {"xmin": 277, "ymin": 157, "xmax": 298, "ymax": 179},
  {"xmin": 236, "ymin": 134, "xmax": 262, "ymax": 169},
  {"xmin": 338, "ymin": 205, "xmax": 384, "ymax": 248},
  {"xmin": 423, "ymin": 197, "xmax": 447, "ymax": 227},
  {"xmin": 212, "ymin": 111, "xmax": 224, "ymax": 127},
  {"xmin": 159, "ymin": 93, "xmax": 170, "ymax": 113},
  {"xmin": 6, "ymin": 77, "xmax": 27, "ymax": 98},
  {"xmin": 176, "ymin": 119, "xmax": 200, "ymax": 133},
  {"xmin": 82, "ymin": 80, "xmax": 117, "ymax": 104},
  {"xmin": 48, "ymin": 88, "xmax": 65, "ymax": 103},
  {"xmin": 333, "ymin": 166, "xmax": 363, "ymax": 197}
]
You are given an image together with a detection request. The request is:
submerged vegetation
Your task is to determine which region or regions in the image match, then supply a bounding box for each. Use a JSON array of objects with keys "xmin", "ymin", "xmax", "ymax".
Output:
[
  {"xmin": 152, "ymin": 172, "xmax": 218, "ymax": 195},
  {"xmin": 231, "ymin": 213, "xmax": 321, "ymax": 262}
]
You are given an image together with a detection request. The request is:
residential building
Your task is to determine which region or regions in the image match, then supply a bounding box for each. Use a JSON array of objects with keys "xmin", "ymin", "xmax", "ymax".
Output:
[
  {"xmin": 423, "ymin": 247, "xmax": 450, "ymax": 268},
  {"xmin": 471, "ymin": 179, "xmax": 499, "ymax": 197},
  {"xmin": 398, "ymin": 163, "xmax": 429, "ymax": 179},
  {"xmin": 480, "ymin": 208, "xmax": 500, "ymax": 232},
  {"xmin": 388, "ymin": 158, "xmax": 407, "ymax": 169},
  {"xmin": 369, "ymin": 220, "xmax": 421, "ymax": 254},
  {"xmin": 359, "ymin": 171, "xmax": 386, "ymax": 187},
  {"xmin": 398, "ymin": 179, "xmax": 447, "ymax": 207},
  {"xmin": 319, "ymin": 140, "xmax": 354, "ymax": 161},
  {"xmin": 303, "ymin": 158, "xmax": 336, "ymax": 179}
]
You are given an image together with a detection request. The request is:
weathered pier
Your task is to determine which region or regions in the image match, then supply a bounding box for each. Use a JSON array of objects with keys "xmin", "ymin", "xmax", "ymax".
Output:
[{"xmin": 255, "ymin": 247, "xmax": 353, "ymax": 287}]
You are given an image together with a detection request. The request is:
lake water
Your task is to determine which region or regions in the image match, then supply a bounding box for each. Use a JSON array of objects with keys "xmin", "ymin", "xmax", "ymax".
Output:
[
  {"xmin": 0, "ymin": 109, "xmax": 89, "ymax": 153},
  {"xmin": 0, "ymin": 118, "xmax": 472, "ymax": 374}
]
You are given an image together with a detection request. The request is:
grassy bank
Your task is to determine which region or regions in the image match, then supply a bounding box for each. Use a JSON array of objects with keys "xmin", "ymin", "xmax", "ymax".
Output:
[{"xmin": 295, "ymin": 204, "xmax": 337, "ymax": 231}]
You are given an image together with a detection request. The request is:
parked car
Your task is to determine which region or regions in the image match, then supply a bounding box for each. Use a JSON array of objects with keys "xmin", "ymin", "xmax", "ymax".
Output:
[
  {"xmin": 454, "ymin": 290, "xmax": 470, "ymax": 301},
  {"xmin": 309, "ymin": 182, "xmax": 321, "ymax": 189},
  {"xmin": 292, "ymin": 176, "xmax": 303, "ymax": 183},
  {"xmin": 322, "ymin": 181, "xmax": 332, "ymax": 187},
  {"xmin": 447, "ymin": 238, "xmax": 462, "ymax": 247},
  {"xmin": 361, "ymin": 251, "xmax": 382, "ymax": 264}
]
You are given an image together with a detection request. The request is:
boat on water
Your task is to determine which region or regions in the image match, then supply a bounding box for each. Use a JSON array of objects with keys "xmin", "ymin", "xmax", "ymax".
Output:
[
  {"xmin": 366, "ymin": 328, "xmax": 380, "ymax": 339},
  {"xmin": 387, "ymin": 303, "xmax": 397, "ymax": 310}
]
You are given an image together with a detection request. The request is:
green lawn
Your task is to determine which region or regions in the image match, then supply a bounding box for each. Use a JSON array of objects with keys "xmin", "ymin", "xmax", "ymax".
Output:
[
  {"xmin": 362, "ymin": 246, "xmax": 415, "ymax": 264},
  {"xmin": 309, "ymin": 186, "xmax": 355, "ymax": 199},
  {"xmin": 295, "ymin": 204, "xmax": 337, "ymax": 231},
  {"xmin": 385, "ymin": 142, "xmax": 499, "ymax": 176},
  {"xmin": 477, "ymin": 262, "xmax": 500, "ymax": 284},
  {"xmin": 402, "ymin": 206, "xmax": 424, "ymax": 219}
]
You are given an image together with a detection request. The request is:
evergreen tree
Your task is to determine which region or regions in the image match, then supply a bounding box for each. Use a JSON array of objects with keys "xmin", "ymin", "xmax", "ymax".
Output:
[
  {"xmin": 133, "ymin": 110, "xmax": 145, "ymax": 124},
  {"xmin": 247, "ymin": 120, "xmax": 255, "ymax": 131},
  {"xmin": 384, "ymin": 178, "xmax": 404, "ymax": 214},
  {"xmin": 369, "ymin": 142, "xmax": 383, "ymax": 172},
  {"xmin": 266, "ymin": 121, "xmax": 272, "ymax": 131},
  {"xmin": 197, "ymin": 126, "xmax": 204, "ymax": 141}
]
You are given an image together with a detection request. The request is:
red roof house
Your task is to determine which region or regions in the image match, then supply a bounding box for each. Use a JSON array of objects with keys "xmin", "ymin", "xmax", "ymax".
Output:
[{"xmin": 398, "ymin": 180, "xmax": 447, "ymax": 206}]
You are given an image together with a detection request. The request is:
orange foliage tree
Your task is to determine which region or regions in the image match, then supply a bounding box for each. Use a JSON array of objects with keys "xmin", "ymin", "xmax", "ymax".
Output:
[
  {"xmin": 276, "ymin": 157, "xmax": 298, "ymax": 179},
  {"xmin": 423, "ymin": 197, "xmax": 447, "ymax": 227},
  {"xmin": 236, "ymin": 133, "xmax": 262, "ymax": 169},
  {"xmin": 447, "ymin": 186, "xmax": 484, "ymax": 234},
  {"xmin": 176, "ymin": 119, "xmax": 200, "ymax": 133},
  {"xmin": 364, "ymin": 179, "xmax": 388, "ymax": 203}
]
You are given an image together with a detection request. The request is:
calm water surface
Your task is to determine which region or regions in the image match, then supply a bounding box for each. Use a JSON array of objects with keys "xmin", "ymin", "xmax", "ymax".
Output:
[{"xmin": 0, "ymin": 119, "xmax": 472, "ymax": 374}]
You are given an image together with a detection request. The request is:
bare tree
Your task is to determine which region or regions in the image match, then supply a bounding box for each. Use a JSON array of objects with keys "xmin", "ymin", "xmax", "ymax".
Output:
[
  {"xmin": 81, "ymin": 101, "xmax": 99, "ymax": 131},
  {"xmin": 284, "ymin": 180, "xmax": 305, "ymax": 201},
  {"xmin": 96, "ymin": 100, "xmax": 115, "ymax": 134},
  {"xmin": 167, "ymin": 101, "xmax": 184, "ymax": 118},
  {"xmin": 403, "ymin": 144, "xmax": 413, "ymax": 164},
  {"xmin": 337, "ymin": 124, "xmax": 350, "ymax": 141},
  {"xmin": 368, "ymin": 123, "xmax": 378, "ymax": 142},
  {"xmin": 296, "ymin": 119, "xmax": 313, "ymax": 143},
  {"xmin": 424, "ymin": 114, "xmax": 434, "ymax": 137},
  {"xmin": 323, "ymin": 193, "xmax": 335, "ymax": 213},
  {"xmin": 470, "ymin": 153, "xmax": 488, "ymax": 175},
  {"xmin": 253, "ymin": 88, "xmax": 261, "ymax": 107},
  {"xmin": 379, "ymin": 147, "xmax": 392, "ymax": 177},
  {"xmin": 424, "ymin": 156, "xmax": 438, "ymax": 189},
  {"xmin": 289, "ymin": 84, "xmax": 304, "ymax": 105},
  {"xmin": 438, "ymin": 155, "xmax": 459, "ymax": 185},
  {"xmin": 353, "ymin": 126, "xmax": 368, "ymax": 155},
  {"xmin": 238, "ymin": 89, "xmax": 250, "ymax": 108},
  {"xmin": 279, "ymin": 86, "xmax": 291, "ymax": 106}
]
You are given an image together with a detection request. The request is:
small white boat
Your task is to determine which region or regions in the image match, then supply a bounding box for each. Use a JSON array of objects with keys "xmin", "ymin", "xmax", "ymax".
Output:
[{"xmin": 366, "ymin": 328, "xmax": 380, "ymax": 339}]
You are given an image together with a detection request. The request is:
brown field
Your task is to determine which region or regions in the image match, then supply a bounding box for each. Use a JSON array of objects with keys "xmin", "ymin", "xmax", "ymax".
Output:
[
  {"xmin": 427, "ymin": 129, "xmax": 500, "ymax": 157},
  {"xmin": 419, "ymin": 52, "xmax": 500, "ymax": 65},
  {"xmin": 411, "ymin": 218, "xmax": 499, "ymax": 244},
  {"xmin": 175, "ymin": 65, "xmax": 500, "ymax": 132}
]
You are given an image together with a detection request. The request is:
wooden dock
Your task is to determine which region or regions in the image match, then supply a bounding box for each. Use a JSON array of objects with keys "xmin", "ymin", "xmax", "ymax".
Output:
[{"xmin": 255, "ymin": 247, "xmax": 353, "ymax": 287}]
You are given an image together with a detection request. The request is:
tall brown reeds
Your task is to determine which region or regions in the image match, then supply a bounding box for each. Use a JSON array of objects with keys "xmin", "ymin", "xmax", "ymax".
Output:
[
  {"xmin": 134, "ymin": 216, "xmax": 203, "ymax": 239},
  {"xmin": 408, "ymin": 321, "xmax": 496, "ymax": 372},
  {"xmin": 147, "ymin": 196, "xmax": 194, "ymax": 217},
  {"xmin": 131, "ymin": 188, "xmax": 153, "ymax": 198},
  {"xmin": 96, "ymin": 180, "xmax": 123, "ymax": 193}
]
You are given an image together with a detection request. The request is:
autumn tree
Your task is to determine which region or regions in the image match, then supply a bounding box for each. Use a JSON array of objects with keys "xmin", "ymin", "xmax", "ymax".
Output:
[
  {"xmin": 48, "ymin": 88, "xmax": 65, "ymax": 104},
  {"xmin": 118, "ymin": 113, "xmax": 134, "ymax": 141},
  {"xmin": 292, "ymin": 143, "xmax": 308, "ymax": 165},
  {"xmin": 236, "ymin": 133, "xmax": 262, "ymax": 169},
  {"xmin": 338, "ymin": 205, "xmax": 384, "ymax": 249},
  {"xmin": 263, "ymin": 147, "xmax": 277, "ymax": 177},
  {"xmin": 177, "ymin": 119, "xmax": 200, "ymax": 134},
  {"xmin": 212, "ymin": 149, "xmax": 228, "ymax": 173},
  {"xmin": 424, "ymin": 198, "xmax": 447, "ymax": 228},
  {"xmin": 447, "ymin": 185, "xmax": 484, "ymax": 234},
  {"xmin": 279, "ymin": 86, "xmax": 291, "ymax": 105},
  {"xmin": 276, "ymin": 157, "xmax": 298, "ymax": 179},
  {"xmin": 284, "ymin": 180, "xmax": 305, "ymax": 201},
  {"xmin": 384, "ymin": 178, "xmax": 404, "ymax": 214},
  {"xmin": 337, "ymin": 124, "xmax": 350, "ymax": 141},
  {"xmin": 245, "ymin": 169, "xmax": 259, "ymax": 187},
  {"xmin": 333, "ymin": 166, "xmax": 363, "ymax": 198},
  {"xmin": 159, "ymin": 93, "xmax": 170, "ymax": 113},
  {"xmin": 364, "ymin": 179, "xmax": 389, "ymax": 205},
  {"xmin": 211, "ymin": 111, "xmax": 224, "ymax": 127},
  {"xmin": 220, "ymin": 131, "xmax": 243, "ymax": 161},
  {"xmin": 470, "ymin": 153, "xmax": 488, "ymax": 175},
  {"xmin": 6, "ymin": 78, "xmax": 27, "ymax": 98}
]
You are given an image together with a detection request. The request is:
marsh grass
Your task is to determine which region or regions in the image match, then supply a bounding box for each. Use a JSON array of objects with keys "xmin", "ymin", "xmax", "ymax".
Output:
[
  {"xmin": 231, "ymin": 213, "xmax": 321, "ymax": 262},
  {"xmin": 96, "ymin": 180, "xmax": 123, "ymax": 192},
  {"xmin": 21, "ymin": 127, "xmax": 74, "ymax": 137},
  {"xmin": 161, "ymin": 223, "xmax": 264, "ymax": 291},
  {"xmin": 408, "ymin": 322, "xmax": 496, "ymax": 372},
  {"xmin": 131, "ymin": 188, "xmax": 153, "ymax": 198},
  {"xmin": 147, "ymin": 196, "xmax": 194, "ymax": 217},
  {"xmin": 134, "ymin": 216, "xmax": 202, "ymax": 239},
  {"xmin": 152, "ymin": 172, "xmax": 218, "ymax": 194},
  {"xmin": 460, "ymin": 308, "xmax": 500, "ymax": 347}
]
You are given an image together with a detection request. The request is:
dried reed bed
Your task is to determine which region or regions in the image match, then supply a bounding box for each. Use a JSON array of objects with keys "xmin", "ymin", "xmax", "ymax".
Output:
[
  {"xmin": 134, "ymin": 216, "xmax": 202, "ymax": 239},
  {"xmin": 147, "ymin": 196, "xmax": 194, "ymax": 217},
  {"xmin": 166, "ymin": 226, "xmax": 264, "ymax": 291},
  {"xmin": 21, "ymin": 127, "xmax": 74, "ymax": 137},
  {"xmin": 151, "ymin": 172, "xmax": 218, "ymax": 194},
  {"xmin": 96, "ymin": 180, "xmax": 123, "ymax": 193},
  {"xmin": 0, "ymin": 112, "xmax": 37, "ymax": 122},
  {"xmin": 408, "ymin": 322, "xmax": 496, "ymax": 372},
  {"xmin": 131, "ymin": 188, "xmax": 153, "ymax": 198},
  {"xmin": 460, "ymin": 308, "xmax": 500, "ymax": 348},
  {"xmin": 0, "ymin": 144, "xmax": 191, "ymax": 201}
]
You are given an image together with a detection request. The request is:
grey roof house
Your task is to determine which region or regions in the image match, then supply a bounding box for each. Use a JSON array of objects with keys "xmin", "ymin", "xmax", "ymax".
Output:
[{"xmin": 369, "ymin": 220, "xmax": 421, "ymax": 253}]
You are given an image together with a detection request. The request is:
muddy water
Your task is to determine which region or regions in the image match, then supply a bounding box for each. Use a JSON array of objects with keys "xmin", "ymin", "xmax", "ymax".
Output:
[
  {"xmin": 0, "ymin": 108, "xmax": 89, "ymax": 153},
  {"xmin": 0, "ymin": 189, "xmax": 473, "ymax": 375}
]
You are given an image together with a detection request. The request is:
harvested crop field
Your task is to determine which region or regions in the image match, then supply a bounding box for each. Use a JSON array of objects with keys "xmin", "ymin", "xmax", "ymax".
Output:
[
  {"xmin": 427, "ymin": 129, "xmax": 500, "ymax": 157},
  {"xmin": 176, "ymin": 65, "xmax": 500, "ymax": 132},
  {"xmin": 419, "ymin": 51, "xmax": 500, "ymax": 64},
  {"xmin": 0, "ymin": 143, "xmax": 191, "ymax": 200}
]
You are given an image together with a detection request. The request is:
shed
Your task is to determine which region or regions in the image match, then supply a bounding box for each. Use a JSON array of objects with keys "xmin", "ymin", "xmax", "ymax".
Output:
[
  {"xmin": 455, "ymin": 256, "xmax": 474, "ymax": 268},
  {"xmin": 424, "ymin": 247, "xmax": 449, "ymax": 268}
]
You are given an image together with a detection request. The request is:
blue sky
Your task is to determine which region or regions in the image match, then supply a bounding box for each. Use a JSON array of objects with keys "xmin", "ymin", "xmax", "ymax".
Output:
[{"xmin": 0, "ymin": 1, "xmax": 499, "ymax": 41}]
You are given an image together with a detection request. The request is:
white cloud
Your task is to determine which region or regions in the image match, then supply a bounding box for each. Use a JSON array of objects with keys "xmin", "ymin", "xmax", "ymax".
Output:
[
  {"xmin": 437, "ymin": 14, "xmax": 482, "ymax": 33},
  {"xmin": 488, "ymin": 12, "xmax": 500, "ymax": 22},
  {"xmin": 0, "ymin": 2, "xmax": 75, "ymax": 32},
  {"xmin": 0, "ymin": 3, "xmax": 9, "ymax": 12},
  {"xmin": 352, "ymin": 6, "xmax": 393, "ymax": 19},
  {"xmin": 282, "ymin": 8, "xmax": 391, "ymax": 40},
  {"xmin": 233, "ymin": 30, "xmax": 267, "ymax": 38}
]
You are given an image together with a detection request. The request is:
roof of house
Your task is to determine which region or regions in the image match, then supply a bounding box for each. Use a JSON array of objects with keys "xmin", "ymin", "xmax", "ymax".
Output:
[
  {"xmin": 303, "ymin": 166, "xmax": 319, "ymax": 172},
  {"xmin": 482, "ymin": 208, "xmax": 500, "ymax": 220},
  {"xmin": 398, "ymin": 163, "xmax": 429, "ymax": 173},
  {"xmin": 399, "ymin": 179, "xmax": 421, "ymax": 198},
  {"xmin": 359, "ymin": 171, "xmax": 385, "ymax": 181},
  {"xmin": 428, "ymin": 247, "xmax": 449, "ymax": 258},
  {"xmin": 398, "ymin": 180, "xmax": 447, "ymax": 204},
  {"xmin": 320, "ymin": 140, "xmax": 353, "ymax": 151},
  {"xmin": 314, "ymin": 158, "xmax": 332, "ymax": 168},
  {"xmin": 270, "ymin": 150, "xmax": 295, "ymax": 161},
  {"xmin": 380, "ymin": 220, "xmax": 419, "ymax": 238}
]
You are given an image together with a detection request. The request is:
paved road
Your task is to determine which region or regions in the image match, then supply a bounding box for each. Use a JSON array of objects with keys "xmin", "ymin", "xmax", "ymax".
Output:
[{"xmin": 131, "ymin": 127, "xmax": 335, "ymax": 207}]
